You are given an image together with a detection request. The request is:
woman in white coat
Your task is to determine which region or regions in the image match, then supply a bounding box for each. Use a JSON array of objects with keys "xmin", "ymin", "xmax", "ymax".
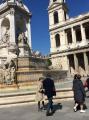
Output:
[{"xmin": 35, "ymin": 77, "xmax": 45, "ymax": 111}]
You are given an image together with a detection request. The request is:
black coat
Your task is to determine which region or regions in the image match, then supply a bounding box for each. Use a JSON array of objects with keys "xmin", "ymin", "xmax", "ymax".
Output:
[
  {"xmin": 43, "ymin": 77, "xmax": 56, "ymax": 98},
  {"xmin": 73, "ymin": 78, "xmax": 86, "ymax": 103}
]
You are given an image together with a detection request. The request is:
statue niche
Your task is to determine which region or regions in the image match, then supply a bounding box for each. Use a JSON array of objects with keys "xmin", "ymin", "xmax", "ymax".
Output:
[
  {"xmin": 16, "ymin": 14, "xmax": 28, "ymax": 45},
  {"xmin": 1, "ymin": 18, "xmax": 10, "ymax": 44}
]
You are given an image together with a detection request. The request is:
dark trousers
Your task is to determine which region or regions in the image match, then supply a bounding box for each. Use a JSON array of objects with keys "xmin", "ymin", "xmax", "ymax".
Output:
[
  {"xmin": 46, "ymin": 97, "xmax": 53, "ymax": 113},
  {"xmin": 38, "ymin": 101, "xmax": 44, "ymax": 110}
]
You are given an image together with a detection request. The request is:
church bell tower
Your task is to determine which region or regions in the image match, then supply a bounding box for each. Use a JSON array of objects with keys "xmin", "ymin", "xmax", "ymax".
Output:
[
  {"xmin": 48, "ymin": 0, "xmax": 69, "ymax": 69},
  {"xmin": 48, "ymin": 0, "xmax": 69, "ymax": 53},
  {"xmin": 48, "ymin": 0, "xmax": 68, "ymax": 26}
]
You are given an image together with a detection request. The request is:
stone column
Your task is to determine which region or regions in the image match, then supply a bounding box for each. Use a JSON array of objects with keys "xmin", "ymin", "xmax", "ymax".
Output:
[
  {"xmin": 27, "ymin": 19, "xmax": 32, "ymax": 49},
  {"xmin": 10, "ymin": 8, "xmax": 16, "ymax": 44},
  {"xmin": 50, "ymin": 33, "xmax": 56, "ymax": 52},
  {"xmin": 65, "ymin": 31, "xmax": 68, "ymax": 45},
  {"xmin": 83, "ymin": 52, "xmax": 89, "ymax": 75},
  {"xmin": 60, "ymin": 30, "xmax": 66, "ymax": 50},
  {"xmin": 71, "ymin": 27, "xmax": 76, "ymax": 44},
  {"xmin": 80, "ymin": 24, "xmax": 86, "ymax": 43},
  {"xmin": 62, "ymin": 30, "xmax": 66, "ymax": 45},
  {"xmin": 74, "ymin": 54, "xmax": 79, "ymax": 73},
  {"xmin": 67, "ymin": 55, "xmax": 71, "ymax": 75},
  {"xmin": 0, "ymin": 19, "xmax": 1, "ymax": 41},
  {"xmin": 52, "ymin": 34, "xmax": 56, "ymax": 48},
  {"xmin": 48, "ymin": 12, "xmax": 54, "ymax": 26}
]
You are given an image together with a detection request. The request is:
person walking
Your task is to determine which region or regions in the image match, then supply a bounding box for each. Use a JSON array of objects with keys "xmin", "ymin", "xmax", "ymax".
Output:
[
  {"xmin": 73, "ymin": 74, "xmax": 86, "ymax": 113},
  {"xmin": 35, "ymin": 77, "xmax": 45, "ymax": 111},
  {"xmin": 86, "ymin": 78, "xmax": 89, "ymax": 90},
  {"xmin": 43, "ymin": 74, "xmax": 56, "ymax": 116},
  {"xmin": 84, "ymin": 78, "xmax": 89, "ymax": 90}
]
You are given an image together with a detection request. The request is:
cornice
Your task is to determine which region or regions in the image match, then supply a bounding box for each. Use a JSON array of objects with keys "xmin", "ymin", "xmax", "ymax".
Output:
[
  {"xmin": 49, "ymin": 12, "xmax": 89, "ymax": 31},
  {"xmin": 0, "ymin": 5, "xmax": 9, "ymax": 14},
  {"xmin": 0, "ymin": 3, "xmax": 31, "ymax": 17},
  {"xmin": 50, "ymin": 44, "xmax": 89, "ymax": 56},
  {"xmin": 48, "ymin": 2, "xmax": 59, "ymax": 8},
  {"xmin": 48, "ymin": 2, "xmax": 67, "ymax": 12},
  {"xmin": 48, "ymin": 2, "xmax": 63, "ymax": 10},
  {"xmin": 65, "ymin": 13, "xmax": 89, "ymax": 27},
  {"xmin": 15, "ymin": 5, "xmax": 32, "ymax": 17},
  {"xmin": 0, "ymin": 9, "xmax": 10, "ymax": 19}
]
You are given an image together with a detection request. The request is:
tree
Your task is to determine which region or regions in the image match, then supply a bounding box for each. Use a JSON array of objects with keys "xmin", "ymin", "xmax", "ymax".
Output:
[{"xmin": 46, "ymin": 59, "xmax": 52, "ymax": 66}]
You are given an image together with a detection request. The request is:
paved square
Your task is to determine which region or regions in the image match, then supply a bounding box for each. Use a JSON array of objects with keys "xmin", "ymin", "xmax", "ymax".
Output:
[{"xmin": 0, "ymin": 98, "xmax": 89, "ymax": 120}]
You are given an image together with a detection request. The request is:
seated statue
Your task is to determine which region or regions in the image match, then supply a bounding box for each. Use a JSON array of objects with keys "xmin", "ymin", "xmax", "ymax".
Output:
[
  {"xmin": 22, "ymin": 32, "xmax": 28, "ymax": 44},
  {"xmin": 18, "ymin": 33, "xmax": 23, "ymax": 43},
  {"xmin": 18, "ymin": 32, "xmax": 28, "ymax": 45},
  {"xmin": 1, "ymin": 27, "xmax": 10, "ymax": 44}
]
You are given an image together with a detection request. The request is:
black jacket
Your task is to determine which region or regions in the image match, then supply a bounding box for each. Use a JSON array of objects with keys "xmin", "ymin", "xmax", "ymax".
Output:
[{"xmin": 43, "ymin": 77, "xmax": 56, "ymax": 98}]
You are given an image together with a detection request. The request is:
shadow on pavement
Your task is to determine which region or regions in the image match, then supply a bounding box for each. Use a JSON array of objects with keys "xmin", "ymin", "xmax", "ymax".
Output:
[
  {"xmin": 40, "ymin": 103, "xmax": 62, "ymax": 116},
  {"xmin": 48, "ymin": 103, "xmax": 62, "ymax": 116},
  {"xmin": 53, "ymin": 103, "xmax": 62, "ymax": 111}
]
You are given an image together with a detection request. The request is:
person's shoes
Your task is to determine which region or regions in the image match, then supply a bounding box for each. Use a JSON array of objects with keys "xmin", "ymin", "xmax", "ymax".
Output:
[
  {"xmin": 73, "ymin": 107, "xmax": 77, "ymax": 112},
  {"xmin": 43, "ymin": 107, "xmax": 46, "ymax": 110},
  {"xmin": 80, "ymin": 110, "xmax": 86, "ymax": 113},
  {"xmin": 51, "ymin": 109, "xmax": 55, "ymax": 114},
  {"xmin": 46, "ymin": 112, "xmax": 51, "ymax": 116},
  {"xmin": 38, "ymin": 108, "xmax": 42, "ymax": 112}
]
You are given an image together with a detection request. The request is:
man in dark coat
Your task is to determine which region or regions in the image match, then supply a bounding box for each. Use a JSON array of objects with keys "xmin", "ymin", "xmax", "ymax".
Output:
[
  {"xmin": 73, "ymin": 74, "xmax": 86, "ymax": 113},
  {"xmin": 43, "ymin": 74, "xmax": 56, "ymax": 116}
]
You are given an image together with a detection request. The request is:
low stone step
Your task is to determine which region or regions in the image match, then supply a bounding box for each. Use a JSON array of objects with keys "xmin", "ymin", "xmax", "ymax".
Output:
[{"xmin": 0, "ymin": 88, "xmax": 73, "ymax": 106}]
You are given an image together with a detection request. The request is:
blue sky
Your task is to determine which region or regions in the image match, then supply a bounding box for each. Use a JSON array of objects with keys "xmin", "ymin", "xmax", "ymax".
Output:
[{"xmin": 23, "ymin": 0, "xmax": 89, "ymax": 55}]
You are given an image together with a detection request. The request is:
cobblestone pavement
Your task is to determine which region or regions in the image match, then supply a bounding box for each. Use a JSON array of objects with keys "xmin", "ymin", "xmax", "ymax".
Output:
[{"xmin": 0, "ymin": 97, "xmax": 89, "ymax": 120}]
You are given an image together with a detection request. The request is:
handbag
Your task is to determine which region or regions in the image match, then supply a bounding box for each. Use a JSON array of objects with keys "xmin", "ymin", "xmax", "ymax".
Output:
[{"xmin": 84, "ymin": 80, "xmax": 88, "ymax": 87}]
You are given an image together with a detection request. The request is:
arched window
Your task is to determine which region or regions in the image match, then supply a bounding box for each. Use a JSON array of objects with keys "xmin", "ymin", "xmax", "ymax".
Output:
[
  {"xmin": 55, "ymin": 34, "xmax": 60, "ymax": 47},
  {"xmin": 54, "ymin": 11, "xmax": 59, "ymax": 24}
]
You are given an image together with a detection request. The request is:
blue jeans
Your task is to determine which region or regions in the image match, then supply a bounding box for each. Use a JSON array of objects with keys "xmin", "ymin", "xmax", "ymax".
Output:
[{"xmin": 47, "ymin": 97, "xmax": 53, "ymax": 113}]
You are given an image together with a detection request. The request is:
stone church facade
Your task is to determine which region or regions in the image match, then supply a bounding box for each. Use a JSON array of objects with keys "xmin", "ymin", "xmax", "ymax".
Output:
[{"xmin": 48, "ymin": 0, "xmax": 89, "ymax": 76}]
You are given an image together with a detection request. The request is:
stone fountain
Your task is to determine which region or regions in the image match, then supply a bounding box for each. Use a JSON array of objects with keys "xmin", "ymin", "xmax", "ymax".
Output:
[
  {"xmin": 0, "ymin": 1, "xmax": 69, "ymax": 106},
  {"xmin": 0, "ymin": 0, "xmax": 67, "ymax": 94}
]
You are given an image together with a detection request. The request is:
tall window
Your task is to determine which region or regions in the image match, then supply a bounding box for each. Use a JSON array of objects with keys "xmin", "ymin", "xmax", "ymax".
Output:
[
  {"xmin": 64, "ymin": 12, "xmax": 66, "ymax": 20},
  {"xmin": 85, "ymin": 26, "xmax": 89, "ymax": 39},
  {"xmin": 53, "ymin": 0, "xmax": 57, "ymax": 2},
  {"xmin": 75, "ymin": 27, "xmax": 82, "ymax": 42},
  {"xmin": 65, "ymin": 29, "xmax": 72, "ymax": 44},
  {"xmin": 54, "ymin": 11, "xmax": 59, "ymax": 24},
  {"xmin": 55, "ymin": 34, "xmax": 60, "ymax": 47}
]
